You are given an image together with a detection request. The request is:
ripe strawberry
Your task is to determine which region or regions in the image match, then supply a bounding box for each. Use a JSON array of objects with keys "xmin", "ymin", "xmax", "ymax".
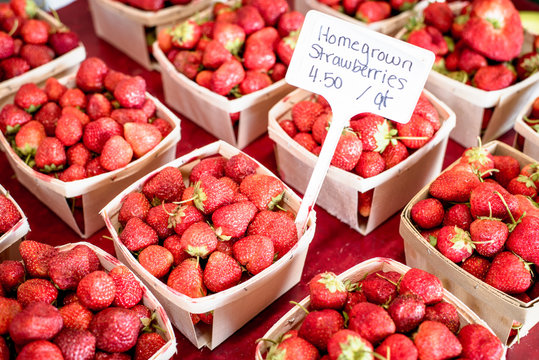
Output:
[
  {"xmin": 180, "ymin": 221, "xmax": 218, "ymax": 258},
  {"xmin": 507, "ymin": 175, "xmax": 537, "ymax": 197},
  {"xmin": 201, "ymin": 39, "xmax": 232, "ymax": 70},
  {"xmin": 396, "ymin": 113, "xmax": 435, "ymax": 149},
  {"xmin": 173, "ymin": 50, "xmax": 202, "ymax": 80},
  {"xmin": 0, "ymin": 297, "xmax": 22, "ymax": 334},
  {"xmin": 210, "ymin": 58, "xmax": 245, "ymax": 96},
  {"xmin": 276, "ymin": 33, "xmax": 297, "ymax": 66},
  {"xmin": 34, "ymin": 102, "xmax": 60, "ymax": 136},
  {"xmin": 399, "ymin": 268, "xmax": 443, "ymax": 305},
  {"xmin": 53, "ymin": 328, "xmax": 96, "ymax": 360},
  {"xmin": 424, "ymin": 301, "xmax": 460, "ymax": 333},
  {"xmin": 76, "ymin": 271, "xmax": 116, "ymax": 311},
  {"xmin": 506, "ymin": 215, "xmax": 539, "ymax": 265},
  {"xmin": 212, "ymin": 201, "xmax": 257, "ymax": 240},
  {"xmin": 310, "ymin": 112, "xmax": 331, "ymax": 145},
  {"xmin": 192, "ymin": 175, "xmax": 235, "ymax": 215},
  {"xmin": 458, "ymin": 47, "xmax": 488, "ymax": 74},
  {"xmin": 442, "ymin": 203, "xmax": 473, "ymax": 231},
  {"xmin": 203, "ymin": 251, "xmax": 242, "ymax": 293},
  {"xmin": 14, "ymin": 83, "xmax": 47, "ymax": 113},
  {"xmin": 294, "ymin": 132, "xmax": 317, "ymax": 152},
  {"xmin": 267, "ymin": 333, "xmax": 320, "ymax": 360},
  {"xmin": 99, "ymin": 135, "xmax": 133, "ymax": 171},
  {"xmin": 117, "ymin": 192, "xmax": 150, "ymax": 227},
  {"xmin": 163, "ymin": 234, "xmax": 190, "ymax": 266},
  {"xmin": 20, "ymin": 19, "xmax": 49, "ymax": 45},
  {"xmin": 330, "ymin": 130, "xmax": 362, "ymax": 171},
  {"xmin": 239, "ymin": 70, "xmax": 272, "ymax": 94},
  {"xmin": 48, "ymin": 245, "xmax": 101, "ymax": 291},
  {"xmin": 44, "ymin": 77, "xmax": 67, "ymax": 102},
  {"xmin": 348, "ymin": 302, "xmax": 396, "ymax": 343},
  {"xmin": 308, "ymin": 272, "xmax": 347, "ymax": 310},
  {"xmin": 298, "ymin": 309, "xmax": 344, "ymax": 351},
  {"xmin": 239, "ymin": 174, "xmax": 285, "ymax": 211},
  {"xmin": 485, "ymin": 251, "xmax": 532, "ymax": 294},
  {"xmin": 278, "ymin": 120, "xmax": 297, "ymax": 140},
  {"xmin": 473, "ymin": 64, "xmax": 516, "ymax": 91},
  {"xmin": 9, "ymin": 302, "xmax": 63, "ymax": 344},
  {"xmin": 414, "ymin": 321, "xmax": 462, "ymax": 360},
  {"xmin": 375, "ymin": 333, "xmax": 418, "ymax": 360},
  {"xmin": 138, "ymin": 244, "xmax": 173, "ymax": 279},
  {"xmin": 168, "ymin": 204, "xmax": 205, "ymax": 237},
  {"xmin": 123, "ymin": 122, "xmax": 161, "ymax": 159},
  {"xmin": 354, "ymin": 151, "xmax": 385, "ymax": 178},
  {"xmin": 0, "ymin": 57, "xmax": 30, "ymax": 79},
  {"xmin": 143, "ymin": 166, "xmax": 185, "ymax": 205},
  {"xmin": 66, "ymin": 143, "xmax": 90, "ymax": 168},
  {"xmin": 0, "ymin": 104, "xmax": 31, "ymax": 134},
  {"xmin": 35, "ymin": 137, "xmax": 66, "ymax": 172},
  {"xmin": 413, "ymin": 93, "xmax": 440, "ymax": 131},
  {"xmin": 86, "ymin": 157, "xmax": 107, "ymax": 177},
  {"xmin": 151, "ymin": 118, "xmax": 173, "ymax": 137},
  {"xmin": 49, "ymin": 29, "xmax": 79, "ymax": 55},
  {"xmin": 469, "ymin": 218, "xmax": 508, "ymax": 257},
  {"xmin": 344, "ymin": 288, "xmax": 367, "ymax": 314},
  {"xmin": 17, "ymin": 278, "xmax": 58, "ymax": 307},
  {"xmin": 106, "ymin": 266, "xmax": 142, "ymax": 309},
  {"xmin": 458, "ymin": 324, "xmax": 503, "ymax": 360},
  {"xmin": 86, "ymin": 93, "xmax": 112, "ymax": 121},
  {"xmin": 103, "ymin": 69, "xmax": 128, "ymax": 93},
  {"xmin": 19, "ymin": 240, "xmax": 58, "ymax": 278},
  {"xmin": 90, "ymin": 307, "xmax": 140, "ymax": 353},
  {"xmin": 55, "ymin": 113, "xmax": 83, "ymax": 147},
  {"xmin": 411, "ymin": 198, "xmax": 444, "ymax": 229},
  {"xmin": 247, "ymin": 210, "xmax": 298, "ymax": 258},
  {"xmin": 170, "ymin": 19, "xmax": 201, "ymax": 49},
  {"xmin": 251, "ymin": 0, "xmax": 289, "ymax": 26},
  {"xmin": 0, "ymin": 30, "xmax": 14, "ymax": 59},
  {"xmin": 0, "ymin": 260, "xmax": 24, "ymax": 293},
  {"xmin": 461, "ymin": 255, "xmax": 491, "ymax": 280},
  {"xmin": 17, "ymin": 340, "xmax": 64, "ymax": 360},
  {"xmin": 76, "ymin": 57, "xmax": 109, "ymax": 92},
  {"xmin": 407, "ymin": 26, "xmax": 449, "ymax": 56},
  {"xmin": 144, "ymin": 203, "xmax": 175, "ymax": 240},
  {"xmin": 190, "ymin": 156, "xmax": 227, "ymax": 184},
  {"xmin": 469, "ymin": 181, "xmax": 519, "ymax": 220},
  {"xmin": 387, "ymin": 293, "xmax": 425, "ymax": 333},
  {"xmin": 291, "ymin": 101, "xmax": 324, "ymax": 133},
  {"xmin": 381, "ymin": 139, "xmax": 408, "ymax": 169},
  {"xmin": 62, "ymin": 106, "xmax": 90, "ymax": 126},
  {"xmin": 119, "ymin": 217, "xmax": 159, "ymax": 252},
  {"xmin": 246, "ymin": 27, "xmax": 280, "ymax": 51},
  {"xmin": 277, "ymin": 11, "xmax": 304, "ymax": 37},
  {"xmin": 134, "ymin": 332, "xmax": 167, "ymax": 360},
  {"xmin": 0, "ymin": 194, "xmax": 22, "ymax": 234},
  {"xmin": 436, "ymin": 225, "xmax": 474, "ymax": 263},
  {"xmin": 429, "ymin": 169, "xmax": 481, "ymax": 202},
  {"xmin": 361, "ymin": 270, "xmax": 401, "ymax": 305},
  {"xmin": 517, "ymin": 52, "xmax": 539, "ymax": 81},
  {"xmin": 235, "ymin": 5, "xmax": 264, "ymax": 35},
  {"xmin": 114, "ymin": 76, "xmax": 146, "ymax": 109},
  {"xmin": 167, "ymin": 258, "xmax": 206, "ymax": 298},
  {"xmin": 20, "ymin": 44, "xmax": 54, "ymax": 68},
  {"xmin": 59, "ymin": 301, "xmax": 93, "ymax": 331},
  {"xmin": 195, "ymin": 69, "xmax": 213, "ymax": 88},
  {"xmin": 233, "ymin": 234, "xmax": 274, "ymax": 275},
  {"xmin": 223, "ymin": 154, "xmax": 257, "ymax": 184},
  {"xmin": 424, "ymin": 1, "xmax": 454, "ymax": 33},
  {"xmin": 59, "ymin": 88, "xmax": 87, "ymax": 108},
  {"xmin": 356, "ymin": 1, "xmax": 391, "ymax": 23}
]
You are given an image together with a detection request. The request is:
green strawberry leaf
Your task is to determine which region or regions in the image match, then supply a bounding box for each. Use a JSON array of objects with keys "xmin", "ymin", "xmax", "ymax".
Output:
[{"xmin": 5, "ymin": 124, "xmax": 21, "ymax": 135}]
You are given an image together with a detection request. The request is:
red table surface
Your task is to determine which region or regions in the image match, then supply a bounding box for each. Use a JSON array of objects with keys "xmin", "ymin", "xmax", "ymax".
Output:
[{"xmin": 1, "ymin": 0, "xmax": 538, "ymax": 358}]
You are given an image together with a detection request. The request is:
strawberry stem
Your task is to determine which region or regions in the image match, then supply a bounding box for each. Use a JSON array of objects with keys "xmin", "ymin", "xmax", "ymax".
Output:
[
  {"xmin": 375, "ymin": 273, "xmax": 398, "ymax": 287},
  {"xmin": 289, "ymin": 300, "xmax": 309, "ymax": 314},
  {"xmin": 8, "ymin": 19, "xmax": 18, "ymax": 37}
]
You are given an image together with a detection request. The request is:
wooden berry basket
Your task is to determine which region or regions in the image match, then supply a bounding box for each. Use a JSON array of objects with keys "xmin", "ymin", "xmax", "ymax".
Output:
[
  {"xmin": 0, "ymin": 8, "xmax": 86, "ymax": 99},
  {"xmin": 268, "ymin": 88, "xmax": 456, "ymax": 235},
  {"xmin": 395, "ymin": 1, "xmax": 539, "ymax": 148},
  {"xmin": 513, "ymin": 90, "xmax": 539, "ymax": 160},
  {"xmin": 0, "ymin": 184, "xmax": 30, "ymax": 256},
  {"xmin": 399, "ymin": 141, "xmax": 539, "ymax": 346},
  {"xmin": 152, "ymin": 0, "xmax": 296, "ymax": 149},
  {"xmin": 88, "ymin": 0, "xmax": 211, "ymax": 70},
  {"xmin": 255, "ymin": 257, "xmax": 506, "ymax": 359},
  {"xmin": 100, "ymin": 140, "xmax": 316, "ymax": 350},
  {"xmin": 0, "ymin": 71, "xmax": 182, "ymax": 238}
]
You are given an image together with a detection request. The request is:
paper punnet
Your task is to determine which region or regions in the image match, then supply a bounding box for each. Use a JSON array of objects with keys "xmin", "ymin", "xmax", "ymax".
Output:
[
  {"xmin": 268, "ymin": 88, "xmax": 456, "ymax": 235},
  {"xmin": 100, "ymin": 140, "xmax": 316, "ymax": 350},
  {"xmin": 0, "ymin": 185, "xmax": 30, "ymax": 256},
  {"xmin": 0, "ymin": 73, "xmax": 182, "ymax": 239},
  {"xmin": 255, "ymin": 257, "xmax": 506, "ymax": 359},
  {"xmin": 88, "ymin": 0, "xmax": 211, "ymax": 70},
  {"xmin": 399, "ymin": 141, "xmax": 539, "ymax": 346},
  {"xmin": 514, "ymin": 93, "xmax": 539, "ymax": 160}
]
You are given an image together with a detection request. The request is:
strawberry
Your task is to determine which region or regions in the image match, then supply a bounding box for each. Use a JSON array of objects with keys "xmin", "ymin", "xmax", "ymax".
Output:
[
  {"xmin": 55, "ymin": 113, "xmax": 83, "ymax": 147},
  {"xmin": 458, "ymin": 324, "xmax": 503, "ymax": 360},
  {"xmin": 34, "ymin": 102, "xmax": 60, "ymax": 136},
  {"xmin": 86, "ymin": 157, "xmax": 107, "ymax": 177},
  {"xmin": 507, "ymin": 175, "xmax": 537, "ymax": 197},
  {"xmin": 298, "ymin": 309, "xmax": 344, "ymax": 351},
  {"xmin": 424, "ymin": 2, "xmax": 454, "ymax": 33},
  {"xmin": 390, "ymin": 0, "xmax": 417, "ymax": 12},
  {"xmin": 212, "ymin": 201, "xmax": 257, "ymax": 240},
  {"xmin": 407, "ymin": 26, "xmax": 449, "ymax": 56},
  {"xmin": 142, "ymin": 166, "xmax": 185, "ymax": 205},
  {"xmin": 9, "ymin": 302, "xmax": 63, "ymax": 344},
  {"xmin": 397, "ymin": 113, "xmax": 435, "ymax": 149},
  {"xmin": 66, "ymin": 143, "xmax": 90, "ymax": 167},
  {"xmin": 233, "ymin": 234, "xmax": 274, "ymax": 275},
  {"xmin": 17, "ymin": 278, "xmax": 58, "ymax": 307},
  {"xmin": 195, "ymin": 69, "xmax": 213, "ymax": 88},
  {"xmin": 17, "ymin": 340, "xmax": 63, "ymax": 360},
  {"xmin": 331, "ymin": 130, "xmax": 362, "ymax": 171},
  {"xmin": 267, "ymin": 334, "xmax": 320, "ymax": 360},
  {"xmin": 461, "ymin": 255, "xmax": 491, "ymax": 280},
  {"xmin": 436, "ymin": 225, "xmax": 474, "ymax": 263},
  {"xmin": 516, "ymin": 52, "xmax": 539, "ymax": 81},
  {"xmin": 362, "ymin": 271, "xmax": 401, "ymax": 305},
  {"xmin": 485, "ymin": 251, "xmax": 532, "ymax": 294},
  {"xmin": 309, "ymin": 272, "xmax": 347, "ymax": 310},
  {"xmin": 203, "ymin": 251, "xmax": 242, "ymax": 293},
  {"xmin": 151, "ymin": 118, "xmax": 173, "ymax": 137},
  {"xmin": 246, "ymin": 27, "xmax": 280, "ymax": 51},
  {"xmin": 276, "ymin": 33, "xmax": 297, "ymax": 66},
  {"xmin": 167, "ymin": 258, "xmax": 207, "ymax": 298},
  {"xmin": 180, "ymin": 221, "xmax": 218, "ymax": 258},
  {"xmin": 104, "ymin": 69, "xmax": 129, "ymax": 93},
  {"xmin": 99, "ymin": 135, "xmax": 133, "ymax": 171},
  {"xmin": 108, "ymin": 265, "xmax": 143, "ymax": 309},
  {"xmin": 462, "ymin": 0, "xmax": 522, "ymax": 62},
  {"xmin": 411, "ymin": 198, "xmax": 444, "ymax": 229},
  {"xmin": 164, "ymin": 234, "xmax": 190, "ymax": 266},
  {"xmin": 311, "ymin": 112, "xmax": 331, "ymax": 145},
  {"xmin": 239, "ymin": 70, "xmax": 272, "ymax": 94},
  {"xmin": 118, "ymin": 192, "xmax": 151, "ymax": 226},
  {"xmin": 380, "ymin": 140, "xmax": 408, "ymax": 169},
  {"xmin": 35, "ymin": 137, "xmax": 66, "ymax": 172},
  {"xmin": 224, "ymin": 153, "xmax": 258, "ymax": 183},
  {"xmin": 87, "ymin": 93, "xmax": 112, "ymax": 121},
  {"xmin": 0, "ymin": 337, "xmax": 8, "ymax": 360},
  {"xmin": 348, "ymin": 302, "xmax": 396, "ymax": 343},
  {"xmin": 247, "ymin": 209, "xmax": 298, "ymax": 257},
  {"xmin": 0, "ymin": 194, "xmax": 21, "ymax": 234},
  {"xmin": 429, "ymin": 169, "xmax": 481, "ymax": 202},
  {"xmin": 90, "ymin": 307, "xmax": 140, "ymax": 353},
  {"xmin": 14, "ymin": 83, "xmax": 47, "ymax": 113},
  {"xmin": 95, "ymin": 352, "xmax": 131, "ymax": 360},
  {"xmin": 48, "ymin": 245, "xmax": 100, "ymax": 291},
  {"xmin": 414, "ymin": 321, "xmax": 462, "ymax": 360},
  {"xmin": 473, "ymin": 64, "xmax": 516, "ymax": 91},
  {"xmin": 114, "ymin": 76, "xmax": 146, "ymax": 109},
  {"xmin": 210, "ymin": 58, "xmax": 245, "ymax": 96},
  {"xmin": 44, "ymin": 77, "xmax": 67, "ymax": 102},
  {"xmin": 134, "ymin": 332, "xmax": 167, "ymax": 360},
  {"xmin": 76, "ymin": 57, "xmax": 109, "ymax": 93},
  {"xmin": 170, "ymin": 19, "xmax": 201, "ymax": 50},
  {"xmin": 278, "ymin": 119, "xmax": 297, "ymax": 139},
  {"xmin": 213, "ymin": 22, "xmax": 245, "ymax": 54},
  {"xmin": 327, "ymin": 329, "xmax": 372, "ymax": 360},
  {"xmin": 192, "ymin": 175, "xmax": 235, "ymax": 214},
  {"xmin": 469, "ymin": 181, "xmax": 519, "ymax": 220},
  {"xmin": 251, "ymin": 0, "xmax": 289, "ymax": 26},
  {"xmin": 49, "ymin": 30, "xmax": 79, "ymax": 56},
  {"xmin": 189, "ymin": 156, "xmax": 227, "ymax": 183},
  {"xmin": 0, "ymin": 104, "xmax": 31, "ymax": 134},
  {"xmin": 458, "ymin": 47, "xmax": 488, "ymax": 74},
  {"xmin": 19, "ymin": 240, "xmax": 58, "ymax": 278},
  {"xmin": 470, "ymin": 218, "xmax": 508, "ymax": 257},
  {"xmin": 424, "ymin": 301, "xmax": 460, "ymax": 333},
  {"xmin": 277, "ymin": 11, "xmax": 304, "ymax": 37},
  {"xmin": 202, "ymin": 40, "xmax": 232, "ymax": 70},
  {"xmin": 59, "ymin": 88, "xmax": 86, "ymax": 108},
  {"xmin": 20, "ymin": 19, "xmax": 49, "ymax": 45},
  {"xmin": 62, "ymin": 106, "xmax": 90, "ymax": 126},
  {"xmin": 239, "ymin": 174, "xmax": 285, "ymax": 211},
  {"xmin": 344, "ymin": 288, "xmax": 367, "ymax": 314},
  {"xmin": 414, "ymin": 93, "xmax": 440, "ymax": 131},
  {"xmin": 0, "ymin": 31, "xmax": 13, "ymax": 59},
  {"xmin": 493, "ymin": 155, "xmax": 522, "ymax": 188},
  {"xmin": 168, "ymin": 204, "xmax": 205, "ymax": 237},
  {"xmin": 119, "ymin": 217, "xmax": 159, "ymax": 252},
  {"xmin": 54, "ymin": 328, "xmax": 96, "ymax": 360},
  {"xmin": 145, "ymin": 202, "xmax": 175, "ymax": 239},
  {"xmin": 294, "ymin": 132, "xmax": 317, "ymax": 152},
  {"xmin": 76, "ymin": 271, "xmax": 116, "ymax": 311},
  {"xmin": 0, "ymin": 260, "xmax": 24, "ymax": 292},
  {"xmin": 354, "ymin": 151, "xmax": 385, "ymax": 179},
  {"xmin": 173, "ymin": 50, "xmax": 202, "ymax": 80},
  {"xmin": 123, "ymin": 122, "xmax": 161, "ymax": 158},
  {"xmin": 399, "ymin": 268, "xmax": 443, "ymax": 305},
  {"xmin": 235, "ymin": 5, "xmax": 264, "ymax": 35},
  {"xmin": 20, "ymin": 44, "xmax": 54, "ymax": 68},
  {"xmin": 0, "ymin": 57, "xmax": 30, "ymax": 79},
  {"xmin": 59, "ymin": 301, "xmax": 93, "ymax": 331},
  {"xmin": 375, "ymin": 333, "xmax": 418, "ymax": 360},
  {"xmin": 341, "ymin": 0, "xmax": 362, "ymax": 16},
  {"xmin": 506, "ymin": 215, "xmax": 539, "ymax": 265},
  {"xmin": 0, "ymin": 297, "xmax": 22, "ymax": 334},
  {"xmin": 138, "ymin": 245, "xmax": 173, "ymax": 279},
  {"xmin": 356, "ymin": 1, "xmax": 391, "ymax": 23},
  {"xmin": 292, "ymin": 100, "xmax": 324, "ymax": 133},
  {"xmin": 387, "ymin": 293, "xmax": 425, "ymax": 333}
]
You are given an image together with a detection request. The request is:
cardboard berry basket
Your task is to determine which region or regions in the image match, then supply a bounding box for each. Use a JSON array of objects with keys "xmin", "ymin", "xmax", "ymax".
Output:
[
  {"xmin": 0, "ymin": 8, "xmax": 86, "ymax": 99},
  {"xmin": 88, "ymin": 0, "xmax": 211, "ymax": 70},
  {"xmin": 513, "ymin": 92, "xmax": 539, "ymax": 160},
  {"xmin": 395, "ymin": 1, "xmax": 539, "ymax": 148},
  {"xmin": 100, "ymin": 140, "xmax": 316, "ymax": 350},
  {"xmin": 303, "ymin": 0, "xmax": 426, "ymax": 36},
  {"xmin": 0, "ymin": 73, "xmax": 182, "ymax": 239},
  {"xmin": 0, "ymin": 184, "xmax": 30, "ymax": 256},
  {"xmin": 255, "ymin": 257, "xmax": 506, "ymax": 359},
  {"xmin": 267, "ymin": 88, "xmax": 456, "ymax": 235},
  {"xmin": 399, "ymin": 141, "xmax": 539, "ymax": 346}
]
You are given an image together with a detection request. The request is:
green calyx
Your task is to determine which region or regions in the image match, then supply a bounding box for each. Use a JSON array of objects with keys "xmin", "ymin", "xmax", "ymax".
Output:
[
  {"xmin": 5, "ymin": 124, "xmax": 21, "ymax": 135},
  {"xmin": 167, "ymin": 205, "xmax": 185, "ymax": 229},
  {"xmin": 516, "ymin": 174, "xmax": 537, "ymax": 189},
  {"xmin": 337, "ymin": 334, "xmax": 381, "ymax": 360},
  {"xmin": 186, "ymin": 245, "xmax": 209, "ymax": 258},
  {"xmin": 429, "ymin": 235, "xmax": 438, "ymax": 247},
  {"xmin": 171, "ymin": 20, "xmax": 196, "ymax": 47},
  {"xmin": 446, "ymin": 71, "xmax": 468, "ymax": 84},
  {"xmin": 373, "ymin": 120, "xmax": 395, "ymax": 153},
  {"xmin": 521, "ymin": 54, "xmax": 539, "ymax": 75},
  {"xmin": 213, "ymin": 226, "xmax": 231, "ymax": 241},
  {"xmin": 449, "ymin": 226, "xmax": 475, "ymax": 252},
  {"xmin": 25, "ymin": 104, "xmax": 41, "ymax": 114},
  {"xmin": 16, "ymin": 143, "xmax": 36, "ymax": 157},
  {"xmin": 318, "ymin": 272, "xmax": 346, "ymax": 293},
  {"xmin": 192, "ymin": 181, "xmax": 207, "ymax": 213},
  {"xmin": 267, "ymin": 191, "xmax": 285, "ymax": 211},
  {"xmin": 40, "ymin": 163, "xmax": 63, "ymax": 173},
  {"xmin": 26, "ymin": 0, "xmax": 37, "ymax": 18},
  {"xmin": 226, "ymin": 38, "xmax": 244, "ymax": 56}
]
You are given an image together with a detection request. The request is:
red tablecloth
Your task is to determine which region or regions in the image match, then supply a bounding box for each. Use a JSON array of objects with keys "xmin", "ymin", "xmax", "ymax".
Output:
[{"xmin": 0, "ymin": 0, "xmax": 538, "ymax": 358}]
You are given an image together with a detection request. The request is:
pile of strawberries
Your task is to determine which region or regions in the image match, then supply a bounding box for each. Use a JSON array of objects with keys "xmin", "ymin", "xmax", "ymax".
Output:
[
  {"xmin": 279, "ymin": 91, "xmax": 441, "ymax": 217},
  {"xmin": 0, "ymin": 241, "xmax": 169, "ymax": 359},
  {"xmin": 120, "ymin": 0, "xmax": 195, "ymax": 11},
  {"xmin": 262, "ymin": 268, "xmax": 503, "ymax": 359},
  {"xmin": 157, "ymin": 0, "xmax": 304, "ymax": 99},
  {"xmin": 316, "ymin": 0, "xmax": 419, "ymax": 24},
  {"xmin": 0, "ymin": 57, "xmax": 173, "ymax": 182},
  {"xmin": 116, "ymin": 153, "xmax": 299, "ymax": 325},
  {"xmin": 0, "ymin": 0, "xmax": 80, "ymax": 81},
  {"xmin": 410, "ymin": 144, "xmax": 539, "ymax": 307},
  {"xmin": 0, "ymin": 193, "xmax": 22, "ymax": 236},
  {"xmin": 403, "ymin": 0, "xmax": 539, "ymax": 91}
]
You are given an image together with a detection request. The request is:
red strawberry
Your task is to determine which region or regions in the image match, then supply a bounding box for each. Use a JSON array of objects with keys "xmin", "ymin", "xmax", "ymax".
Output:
[
  {"xmin": 239, "ymin": 70, "xmax": 272, "ymax": 94},
  {"xmin": 44, "ymin": 77, "xmax": 67, "ymax": 102},
  {"xmin": 212, "ymin": 201, "xmax": 257, "ymax": 240},
  {"xmin": 246, "ymin": 27, "xmax": 280, "ymax": 51},
  {"xmin": 49, "ymin": 30, "xmax": 79, "ymax": 56},
  {"xmin": 461, "ymin": 255, "xmax": 491, "ymax": 280},
  {"xmin": 99, "ymin": 135, "xmax": 133, "ymax": 171},
  {"xmin": 458, "ymin": 324, "xmax": 503, "ymax": 360},
  {"xmin": 134, "ymin": 332, "xmax": 167, "ymax": 360},
  {"xmin": 104, "ymin": 69, "xmax": 129, "ymax": 92},
  {"xmin": 348, "ymin": 302, "xmax": 396, "ymax": 343},
  {"xmin": 239, "ymin": 174, "xmax": 285, "ymax": 211},
  {"xmin": 244, "ymin": 41, "xmax": 276, "ymax": 71},
  {"xmin": 469, "ymin": 181, "xmax": 519, "ymax": 220},
  {"xmin": 59, "ymin": 301, "xmax": 93, "ymax": 331},
  {"xmin": 0, "ymin": 260, "xmax": 24, "ymax": 292},
  {"xmin": 20, "ymin": 44, "xmax": 54, "ymax": 68},
  {"xmin": 48, "ymin": 245, "xmax": 100, "ymax": 291},
  {"xmin": 413, "ymin": 93, "xmax": 440, "ymax": 131},
  {"xmin": 17, "ymin": 340, "xmax": 63, "ymax": 360},
  {"xmin": 76, "ymin": 57, "xmax": 108, "ymax": 92},
  {"xmin": 399, "ymin": 268, "xmax": 443, "ymax": 305},
  {"xmin": 170, "ymin": 19, "xmax": 201, "ymax": 49},
  {"xmin": 90, "ymin": 307, "xmax": 140, "ymax": 353},
  {"xmin": 331, "ymin": 130, "xmax": 362, "ymax": 171},
  {"xmin": 76, "ymin": 271, "xmax": 116, "ymax": 311},
  {"xmin": 203, "ymin": 251, "xmax": 242, "ymax": 293},
  {"xmin": 180, "ymin": 221, "xmax": 218, "ymax": 258},
  {"xmin": 213, "ymin": 22, "xmax": 245, "ymax": 55},
  {"xmin": 173, "ymin": 50, "xmax": 202, "ymax": 80},
  {"xmin": 20, "ymin": 19, "xmax": 49, "ymax": 45},
  {"xmin": 86, "ymin": 157, "xmax": 107, "ymax": 177},
  {"xmin": 167, "ymin": 258, "xmax": 207, "ymax": 298},
  {"xmin": 0, "ymin": 297, "xmax": 22, "ymax": 334},
  {"xmin": 123, "ymin": 122, "xmax": 161, "ymax": 158},
  {"xmin": 235, "ymin": 5, "xmax": 264, "ymax": 35},
  {"xmin": 298, "ymin": 309, "xmax": 344, "ymax": 351},
  {"xmin": 17, "ymin": 278, "xmax": 58, "ymax": 307},
  {"xmin": 442, "ymin": 203, "xmax": 473, "ymax": 231},
  {"xmin": 35, "ymin": 137, "xmax": 66, "ymax": 172},
  {"xmin": 396, "ymin": 113, "xmax": 435, "ymax": 149},
  {"xmin": 195, "ymin": 69, "xmax": 213, "ymax": 88},
  {"xmin": 294, "ymin": 132, "xmax": 317, "ymax": 152},
  {"xmin": 0, "ymin": 104, "xmax": 31, "ymax": 134},
  {"xmin": 210, "ymin": 58, "xmax": 245, "ymax": 96},
  {"xmin": 87, "ymin": 93, "xmax": 112, "ymax": 121},
  {"xmin": 55, "ymin": 113, "xmax": 83, "ymax": 147},
  {"xmin": 0, "ymin": 194, "xmax": 21, "ymax": 234},
  {"xmin": 381, "ymin": 140, "xmax": 408, "ymax": 169},
  {"xmin": 247, "ymin": 210, "xmax": 298, "ymax": 258},
  {"xmin": 470, "ymin": 218, "xmax": 508, "ymax": 257},
  {"xmin": 507, "ymin": 175, "xmax": 537, "ymax": 197},
  {"xmin": 251, "ymin": 0, "xmax": 289, "ymax": 26},
  {"xmin": 168, "ymin": 204, "xmax": 205, "ymax": 237},
  {"xmin": 485, "ymin": 251, "xmax": 532, "ymax": 294},
  {"xmin": 114, "ymin": 76, "xmax": 146, "ymax": 109},
  {"xmin": 276, "ymin": 33, "xmax": 297, "ymax": 66},
  {"xmin": 143, "ymin": 166, "xmax": 185, "ymax": 205},
  {"xmin": 82, "ymin": 117, "xmax": 123, "ymax": 154},
  {"xmin": 151, "ymin": 118, "xmax": 173, "ymax": 137},
  {"xmin": 233, "ymin": 234, "xmax": 274, "ymax": 275},
  {"xmin": 224, "ymin": 153, "xmax": 258, "ymax": 183},
  {"xmin": 473, "ymin": 64, "xmax": 516, "ymax": 91},
  {"xmin": 9, "ymin": 302, "xmax": 63, "ymax": 344},
  {"xmin": 189, "ymin": 156, "xmax": 227, "ymax": 183},
  {"xmin": 424, "ymin": 301, "xmax": 460, "ymax": 333},
  {"xmin": 19, "ymin": 240, "xmax": 58, "ymax": 278},
  {"xmin": 354, "ymin": 151, "xmax": 386, "ymax": 178},
  {"xmin": 119, "ymin": 217, "xmax": 158, "ymax": 252},
  {"xmin": 66, "ymin": 143, "xmax": 90, "ymax": 167},
  {"xmin": 407, "ymin": 25, "xmax": 449, "ymax": 56},
  {"xmin": 387, "ymin": 293, "xmax": 425, "ymax": 333},
  {"xmin": 138, "ymin": 245, "xmax": 173, "ymax": 279},
  {"xmin": 414, "ymin": 321, "xmax": 462, "ymax": 360},
  {"xmin": 202, "ymin": 40, "xmax": 232, "ymax": 69},
  {"xmin": 14, "ymin": 83, "xmax": 47, "ymax": 113},
  {"xmin": 429, "ymin": 169, "xmax": 481, "ymax": 202},
  {"xmin": 34, "ymin": 102, "xmax": 60, "ymax": 136},
  {"xmin": 277, "ymin": 11, "xmax": 304, "ymax": 37},
  {"xmin": 267, "ymin": 333, "xmax": 320, "ymax": 360},
  {"xmin": 411, "ymin": 198, "xmax": 444, "ymax": 229},
  {"xmin": 0, "ymin": 31, "xmax": 13, "ymax": 59},
  {"xmin": 517, "ymin": 52, "xmax": 539, "ymax": 81},
  {"xmin": 458, "ymin": 47, "xmax": 488, "ymax": 74},
  {"xmin": 424, "ymin": 2, "xmax": 454, "ymax": 33},
  {"xmin": 436, "ymin": 225, "xmax": 474, "ymax": 263},
  {"xmin": 163, "ymin": 235, "xmax": 190, "ymax": 266},
  {"xmin": 362, "ymin": 270, "xmax": 401, "ymax": 305},
  {"xmin": 506, "ymin": 215, "xmax": 539, "ymax": 265},
  {"xmin": 192, "ymin": 175, "xmax": 235, "ymax": 214},
  {"xmin": 54, "ymin": 328, "xmax": 96, "ymax": 360},
  {"xmin": 145, "ymin": 202, "xmax": 175, "ymax": 239},
  {"xmin": 62, "ymin": 106, "xmax": 89, "ymax": 126},
  {"xmin": 118, "ymin": 192, "xmax": 151, "ymax": 227},
  {"xmin": 0, "ymin": 57, "xmax": 30, "ymax": 79},
  {"xmin": 375, "ymin": 333, "xmax": 418, "ymax": 360},
  {"xmin": 327, "ymin": 329, "xmax": 371, "ymax": 360},
  {"xmin": 292, "ymin": 100, "xmax": 324, "ymax": 133},
  {"xmin": 356, "ymin": 1, "xmax": 391, "ymax": 23},
  {"xmin": 311, "ymin": 112, "xmax": 331, "ymax": 145},
  {"xmin": 108, "ymin": 265, "xmax": 143, "ymax": 309},
  {"xmin": 309, "ymin": 272, "xmax": 347, "ymax": 310},
  {"xmin": 59, "ymin": 88, "xmax": 86, "ymax": 108},
  {"xmin": 344, "ymin": 288, "xmax": 367, "ymax": 314}
]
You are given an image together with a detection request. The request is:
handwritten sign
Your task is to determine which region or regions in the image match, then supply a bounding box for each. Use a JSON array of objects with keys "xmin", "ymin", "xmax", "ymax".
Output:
[
  {"xmin": 286, "ymin": 10, "xmax": 434, "ymax": 123},
  {"xmin": 287, "ymin": 11, "xmax": 435, "ymax": 235}
]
